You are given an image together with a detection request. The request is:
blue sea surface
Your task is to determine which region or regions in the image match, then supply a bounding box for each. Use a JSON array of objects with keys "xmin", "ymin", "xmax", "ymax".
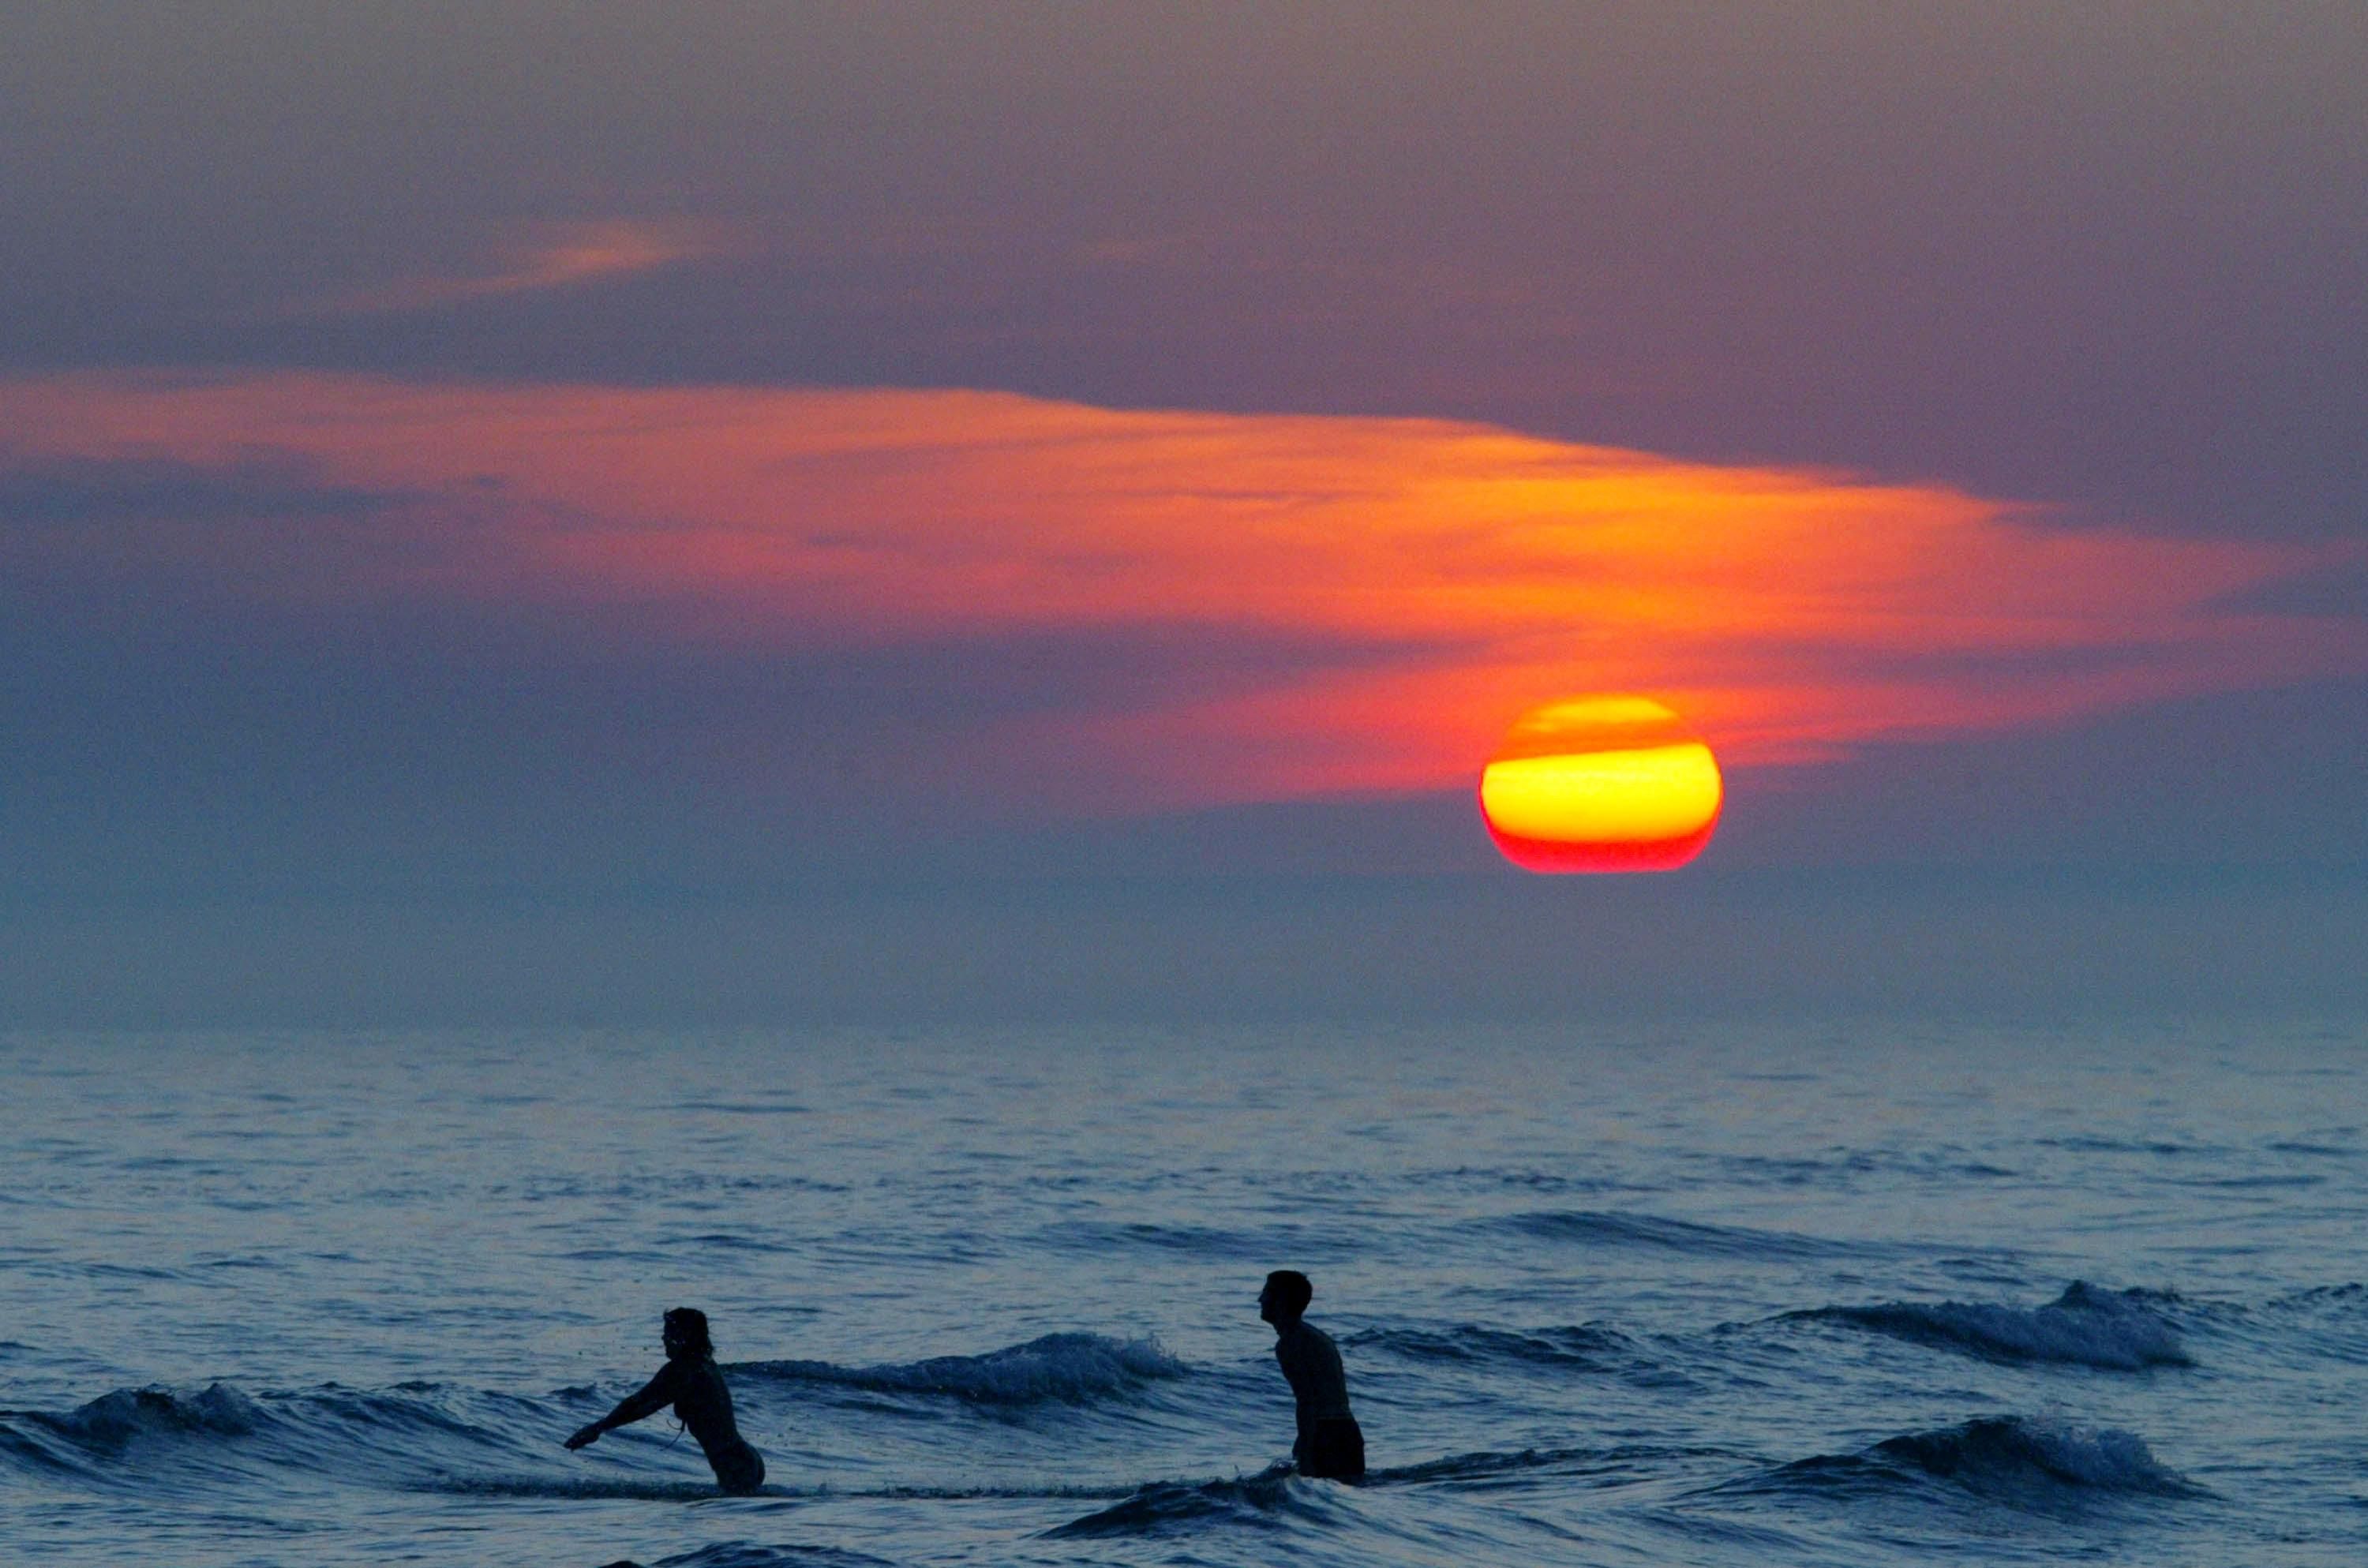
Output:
[{"xmin": 4, "ymin": 1018, "xmax": 2365, "ymax": 1565}]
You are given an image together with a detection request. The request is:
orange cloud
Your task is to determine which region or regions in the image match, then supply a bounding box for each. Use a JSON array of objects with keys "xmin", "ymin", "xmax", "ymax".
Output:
[
  {"xmin": 289, "ymin": 221, "xmax": 718, "ymax": 316},
  {"xmin": 4, "ymin": 372, "xmax": 2358, "ymax": 808}
]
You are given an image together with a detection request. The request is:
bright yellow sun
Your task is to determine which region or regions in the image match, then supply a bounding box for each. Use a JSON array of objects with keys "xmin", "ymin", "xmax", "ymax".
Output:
[{"xmin": 1478, "ymin": 696, "xmax": 1723, "ymax": 873}]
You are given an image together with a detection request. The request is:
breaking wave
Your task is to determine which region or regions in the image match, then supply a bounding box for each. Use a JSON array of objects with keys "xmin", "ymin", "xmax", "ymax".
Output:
[
  {"xmin": 1794, "ymin": 1282, "xmax": 2190, "ymax": 1369},
  {"xmin": 15, "ymin": 1383, "xmax": 263, "ymax": 1454},
  {"xmin": 0, "ymin": 1378, "xmax": 595, "ymax": 1492},
  {"xmin": 1718, "ymin": 1416, "xmax": 2202, "ymax": 1510},
  {"xmin": 1871, "ymin": 1417, "xmax": 2200, "ymax": 1494}
]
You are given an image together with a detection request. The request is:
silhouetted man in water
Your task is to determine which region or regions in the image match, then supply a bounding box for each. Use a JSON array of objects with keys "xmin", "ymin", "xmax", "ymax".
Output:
[
  {"xmin": 565, "ymin": 1308, "xmax": 765, "ymax": 1494},
  {"xmin": 1259, "ymin": 1269, "xmax": 1365, "ymax": 1482}
]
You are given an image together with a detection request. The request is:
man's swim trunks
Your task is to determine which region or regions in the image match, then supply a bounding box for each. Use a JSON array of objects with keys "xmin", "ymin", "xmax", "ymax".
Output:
[{"xmin": 1295, "ymin": 1416, "xmax": 1366, "ymax": 1483}]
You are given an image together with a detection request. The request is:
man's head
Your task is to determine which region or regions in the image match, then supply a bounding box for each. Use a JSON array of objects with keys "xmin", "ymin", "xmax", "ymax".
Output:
[
  {"xmin": 662, "ymin": 1307, "xmax": 714, "ymax": 1359},
  {"xmin": 1259, "ymin": 1270, "xmax": 1313, "ymax": 1327}
]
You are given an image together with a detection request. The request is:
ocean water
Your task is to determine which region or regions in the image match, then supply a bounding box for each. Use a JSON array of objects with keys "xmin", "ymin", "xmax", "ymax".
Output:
[{"xmin": 4, "ymin": 1017, "xmax": 2365, "ymax": 1566}]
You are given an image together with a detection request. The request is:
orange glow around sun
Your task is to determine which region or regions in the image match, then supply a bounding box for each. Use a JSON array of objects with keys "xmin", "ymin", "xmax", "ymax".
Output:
[
  {"xmin": 1480, "ymin": 697, "xmax": 1723, "ymax": 872},
  {"xmin": 1, "ymin": 371, "xmax": 2361, "ymax": 815}
]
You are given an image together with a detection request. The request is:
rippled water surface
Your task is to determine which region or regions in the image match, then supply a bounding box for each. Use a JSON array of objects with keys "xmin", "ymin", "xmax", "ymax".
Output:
[{"xmin": 6, "ymin": 1018, "xmax": 2366, "ymax": 1565}]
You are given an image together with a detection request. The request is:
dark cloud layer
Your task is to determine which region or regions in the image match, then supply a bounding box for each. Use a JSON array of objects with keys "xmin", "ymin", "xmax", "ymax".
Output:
[{"xmin": 0, "ymin": 453, "xmax": 414, "ymax": 526}]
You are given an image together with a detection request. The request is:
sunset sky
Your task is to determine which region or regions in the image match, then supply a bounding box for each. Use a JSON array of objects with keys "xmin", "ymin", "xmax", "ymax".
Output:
[{"xmin": 3, "ymin": 5, "xmax": 2362, "ymax": 1024}]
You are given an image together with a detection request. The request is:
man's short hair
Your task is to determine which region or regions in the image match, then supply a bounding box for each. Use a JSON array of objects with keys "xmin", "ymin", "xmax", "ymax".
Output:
[{"xmin": 1265, "ymin": 1270, "xmax": 1313, "ymax": 1316}]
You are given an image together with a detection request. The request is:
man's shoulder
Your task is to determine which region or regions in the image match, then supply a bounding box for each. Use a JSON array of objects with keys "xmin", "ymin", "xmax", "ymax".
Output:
[{"xmin": 1277, "ymin": 1321, "xmax": 1338, "ymax": 1356}]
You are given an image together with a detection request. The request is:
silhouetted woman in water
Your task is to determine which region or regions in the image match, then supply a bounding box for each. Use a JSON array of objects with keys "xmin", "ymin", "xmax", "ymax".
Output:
[{"xmin": 564, "ymin": 1308, "xmax": 765, "ymax": 1494}]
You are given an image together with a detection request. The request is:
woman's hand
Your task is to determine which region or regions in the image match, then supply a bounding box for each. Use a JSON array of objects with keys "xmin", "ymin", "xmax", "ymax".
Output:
[{"xmin": 564, "ymin": 1422, "xmax": 604, "ymax": 1450}]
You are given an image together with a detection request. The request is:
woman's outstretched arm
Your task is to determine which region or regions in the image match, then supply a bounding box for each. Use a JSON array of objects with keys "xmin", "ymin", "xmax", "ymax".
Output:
[{"xmin": 564, "ymin": 1362, "xmax": 681, "ymax": 1449}]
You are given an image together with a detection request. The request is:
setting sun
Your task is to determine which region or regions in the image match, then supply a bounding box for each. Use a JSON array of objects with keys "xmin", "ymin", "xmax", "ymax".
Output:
[{"xmin": 1479, "ymin": 697, "xmax": 1724, "ymax": 873}]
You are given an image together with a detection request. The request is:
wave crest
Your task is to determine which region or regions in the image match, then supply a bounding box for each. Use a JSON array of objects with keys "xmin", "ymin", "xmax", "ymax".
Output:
[
  {"xmin": 612, "ymin": 1544, "xmax": 900, "ymax": 1568},
  {"xmin": 2, "ymin": 1379, "xmax": 561, "ymax": 1488},
  {"xmin": 1043, "ymin": 1463, "xmax": 1341, "ymax": 1538},
  {"xmin": 1721, "ymin": 1416, "xmax": 2201, "ymax": 1510},
  {"xmin": 730, "ymin": 1332, "xmax": 1186, "ymax": 1407},
  {"xmin": 1875, "ymin": 1416, "xmax": 2201, "ymax": 1495},
  {"xmin": 1351, "ymin": 1322, "xmax": 1632, "ymax": 1365},
  {"xmin": 1797, "ymin": 1282, "xmax": 2190, "ymax": 1369},
  {"xmin": 1504, "ymin": 1209, "xmax": 1873, "ymax": 1259},
  {"xmin": 23, "ymin": 1383, "xmax": 263, "ymax": 1453}
]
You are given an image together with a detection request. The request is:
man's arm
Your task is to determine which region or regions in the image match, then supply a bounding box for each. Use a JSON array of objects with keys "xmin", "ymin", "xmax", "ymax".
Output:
[
  {"xmin": 1274, "ymin": 1330, "xmax": 1320, "ymax": 1434},
  {"xmin": 565, "ymin": 1363, "xmax": 679, "ymax": 1449}
]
